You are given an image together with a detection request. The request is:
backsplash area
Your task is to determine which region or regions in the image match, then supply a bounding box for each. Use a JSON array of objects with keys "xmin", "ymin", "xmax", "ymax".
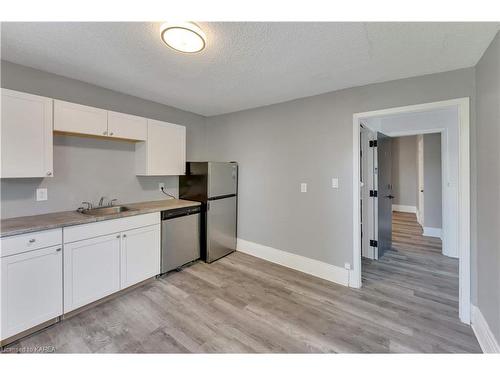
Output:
[{"xmin": 0, "ymin": 134, "xmax": 179, "ymax": 219}]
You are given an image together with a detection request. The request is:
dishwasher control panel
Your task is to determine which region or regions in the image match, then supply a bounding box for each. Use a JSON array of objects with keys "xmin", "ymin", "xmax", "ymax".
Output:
[{"xmin": 161, "ymin": 205, "xmax": 201, "ymax": 220}]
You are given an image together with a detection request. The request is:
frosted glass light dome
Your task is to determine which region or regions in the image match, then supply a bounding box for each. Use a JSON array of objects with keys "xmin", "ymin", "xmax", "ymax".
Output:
[{"xmin": 160, "ymin": 22, "xmax": 206, "ymax": 53}]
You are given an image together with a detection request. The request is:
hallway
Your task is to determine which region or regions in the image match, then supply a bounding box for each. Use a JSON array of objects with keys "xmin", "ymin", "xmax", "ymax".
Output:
[{"xmin": 362, "ymin": 211, "xmax": 480, "ymax": 352}]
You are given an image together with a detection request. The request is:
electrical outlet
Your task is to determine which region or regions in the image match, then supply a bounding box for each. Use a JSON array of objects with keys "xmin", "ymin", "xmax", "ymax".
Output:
[
  {"xmin": 332, "ymin": 178, "xmax": 339, "ymax": 189},
  {"xmin": 344, "ymin": 262, "xmax": 351, "ymax": 270},
  {"xmin": 159, "ymin": 183, "xmax": 165, "ymax": 192},
  {"xmin": 300, "ymin": 183, "xmax": 307, "ymax": 193},
  {"xmin": 36, "ymin": 188, "xmax": 48, "ymax": 201}
]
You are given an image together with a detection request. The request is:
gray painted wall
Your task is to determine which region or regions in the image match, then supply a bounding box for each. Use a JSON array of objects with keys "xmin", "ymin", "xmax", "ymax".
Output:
[
  {"xmin": 0, "ymin": 61, "xmax": 207, "ymax": 218},
  {"xmin": 391, "ymin": 136, "xmax": 417, "ymax": 207},
  {"xmin": 423, "ymin": 133, "xmax": 442, "ymax": 229},
  {"xmin": 475, "ymin": 31, "xmax": 500, "ymax": 343},
  {"xmin": 206, "ymin": 68, "xmax": 476, "ymax": 270},
  {"xmin": 0, "ymin": 57, "xmax": 487, "ymax": 316}
]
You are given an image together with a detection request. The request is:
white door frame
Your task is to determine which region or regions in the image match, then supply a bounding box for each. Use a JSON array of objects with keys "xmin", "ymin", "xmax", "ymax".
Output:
[
  {"xmin": 417, "ymin": 134, "xmax": 425, "ymax": 227},
  {"xmin": 351, "ymin": 98, "xmax": 471, "ymax": 324}
]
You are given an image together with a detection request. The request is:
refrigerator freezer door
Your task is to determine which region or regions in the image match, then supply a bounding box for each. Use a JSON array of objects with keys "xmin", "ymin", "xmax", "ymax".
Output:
[
  {"xmin": 208, "ymin": 162, "xmax": 237, "ymax": 198},
  {"xmin": 207, "ymin": 196, "xmax": 237, "ymax": 262}
]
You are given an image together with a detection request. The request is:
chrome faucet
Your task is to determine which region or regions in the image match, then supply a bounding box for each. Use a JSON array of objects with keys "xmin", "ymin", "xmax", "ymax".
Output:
[{"xmin": 98, "ymin": 196, "xmax": 106, "ymax": 207}]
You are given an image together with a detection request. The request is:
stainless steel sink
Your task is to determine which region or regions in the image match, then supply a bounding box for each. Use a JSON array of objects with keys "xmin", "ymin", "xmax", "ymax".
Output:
[{"xmin": 79, "ymin": 206, "xmax": 136, "ymax": 216}]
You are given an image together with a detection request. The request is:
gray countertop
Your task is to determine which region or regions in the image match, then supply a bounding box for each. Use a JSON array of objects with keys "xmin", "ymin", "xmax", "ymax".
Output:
[{"xmin": 0, "ymin": 199, "xmax": 201, "ymax": 238}]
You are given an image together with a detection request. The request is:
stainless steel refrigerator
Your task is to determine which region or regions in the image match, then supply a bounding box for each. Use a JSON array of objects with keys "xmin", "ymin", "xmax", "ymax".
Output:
[{"xmin": 179, "ymin": 162, "xmax": 238, "ymax": 263}]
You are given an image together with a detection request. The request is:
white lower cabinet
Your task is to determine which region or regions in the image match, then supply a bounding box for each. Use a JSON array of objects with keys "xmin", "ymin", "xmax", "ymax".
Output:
[
  {"xmin": 63, "ymin": 234, "xmax": 121, "ymax": 313},
  {"xmin": 120, "ymin": 224, "xmax": 160, "ymax": 289},
  {"xmin": 1, "ymin": 245, "xmax": 63, "ymax": 340},
  {"xmin": 63, "ymin": 213, "xmax": 161, "ymax": 314},
  {"xmin": 0, "ymin": 214, "xmax": 161, "ymax": 341}
]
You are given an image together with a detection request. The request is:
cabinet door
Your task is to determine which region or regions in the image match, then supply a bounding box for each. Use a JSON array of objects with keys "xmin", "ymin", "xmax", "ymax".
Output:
[
  {"xmin": 1, "ymin": 89, "xmax": 53, "ymax": 178},
  {"xmin": 54, "ymin": 99, "xmax": 108, "ymax": 137},
  {"xmin": 107, "ymin": 111, "xmax": 147, "ymax": 141},
  {"xmin": 120, "ymin": 224, "xmax": 160, "ymax": 289},
  {"xmin": 136, "ymin": 119, "xmax": 186, "ymax": 176},
  {"xmin": 1, "ymin": 245, "xmax": 62, "ymax": 340},
  {"xmin": 63, "ymin": 234, "xmax": 121, "ymax": 313}
]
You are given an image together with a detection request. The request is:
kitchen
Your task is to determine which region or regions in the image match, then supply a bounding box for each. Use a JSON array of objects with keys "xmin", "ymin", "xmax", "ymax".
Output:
[{"xmin": 0, "ymin": 84, "xmax": 239, "ymax": 348}]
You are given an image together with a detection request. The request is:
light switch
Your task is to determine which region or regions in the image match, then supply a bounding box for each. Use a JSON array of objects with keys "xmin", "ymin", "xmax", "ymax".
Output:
[
  {"xmin": 36, "ymin": 188, "xmax": 48, "ymax": 201},
  {"xmin": 300, "ymin": 183, "xmax": 307, "ymax": 193},
  {"xmin": 332, "ymin": 178, "xmax": 339, "ymax": 189}
]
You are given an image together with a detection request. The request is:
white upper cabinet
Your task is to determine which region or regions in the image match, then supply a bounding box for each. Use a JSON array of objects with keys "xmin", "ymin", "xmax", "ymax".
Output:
[
  {"xmin": 54, "ymin": 99, "xmax": 108, "ymax": 137},
  {"xmin": 2, "ymin": 90, "xmax": 188, "ymax": 178},
  {"xmin": 1, "ymin": 89, "xmax": 54, "ymax": 178},
  {"xmin": 107, "ymin": 111, "xmax": 147, "ymax": 141},
  {"xmin": 54, "ymin": 101, "xmax": 148, "ymax": 141},
  {"xmin": 136, "ymin": 119, "xmax": 186, "ymax": 176}
]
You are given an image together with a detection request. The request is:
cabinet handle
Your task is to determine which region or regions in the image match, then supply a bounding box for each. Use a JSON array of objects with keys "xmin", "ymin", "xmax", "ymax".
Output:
[
  {"xmin": 56, "ymin": 248, "xmax": 62, "ymax": 252},
  {"xmin": 47, "ymin": 171, "xmax": 52, "ymax": 176},
  {"xmin": 28, "ymin": 238, "xmax": 36, "ymax": 243},
  {"xmin": 109, "ymin": 132, "xmax": 114, "ymax": 136},
  {"xmin": 123, "ymin": 234, "xmax": 127, "ymax": 238},
  {"xmin": 103, "ymin": 131, "xmax": 108, "ymax": 135},
  {"xmin": 116, "ymin": 234, "xmax": 121, "ymax": 238}
]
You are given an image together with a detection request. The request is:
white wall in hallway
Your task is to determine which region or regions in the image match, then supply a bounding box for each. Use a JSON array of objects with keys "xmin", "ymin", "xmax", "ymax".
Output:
[
  {"xmin": 391, "ymin": 135, "xmax": 418, "ymax": 208},
  {"xmin": 423, "ymin": 133, "xmax": 442, "ymax": 230}
]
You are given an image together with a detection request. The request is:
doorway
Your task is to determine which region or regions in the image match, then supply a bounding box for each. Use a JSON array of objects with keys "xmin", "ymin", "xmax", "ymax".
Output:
[{"xmin": 352, "ymin": 98, "xmax": 471, "ymax": 324}]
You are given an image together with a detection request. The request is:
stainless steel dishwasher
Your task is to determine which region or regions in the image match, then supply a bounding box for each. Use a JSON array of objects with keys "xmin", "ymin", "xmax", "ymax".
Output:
[{"xmin": 161, "ymin": 205, "xmax": 201, "ymax": 273}]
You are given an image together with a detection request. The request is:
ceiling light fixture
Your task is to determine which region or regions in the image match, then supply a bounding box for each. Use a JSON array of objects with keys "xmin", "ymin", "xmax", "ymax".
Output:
[{"xmin": 160, "ymin": 22, "xmax": 206, "ymax": 53}]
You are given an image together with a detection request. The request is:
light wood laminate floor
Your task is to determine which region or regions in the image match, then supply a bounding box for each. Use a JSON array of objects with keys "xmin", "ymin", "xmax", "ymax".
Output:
[{"xmin": 3, "ymin": 212, "xmax": 480, "ymax": 353}]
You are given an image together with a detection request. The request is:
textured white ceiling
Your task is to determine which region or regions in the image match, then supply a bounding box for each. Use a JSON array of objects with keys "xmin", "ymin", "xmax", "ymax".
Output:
[{"xmin": 1, "ymin": 22, "xmax": 499, "ymax": 116}]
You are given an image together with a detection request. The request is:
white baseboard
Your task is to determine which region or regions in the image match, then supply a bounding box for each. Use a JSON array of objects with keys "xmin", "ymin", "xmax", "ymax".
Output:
[
  {"xmin": 471, "ymin": 305, "xmax": 500, "ymax": 353},
  {"xmin": 423, "ymin": 227, "xmax": 442, "ymax": 239},
  {"xmin": 236, "ymin": 238, "xmax": 349, "ymax": 287},
  {"xmin": 416, "ymin": 209, "xmax": 423, "ymax": 226},
  {"xmin": 392, "ymin": 204, "xmax": 417, "ymax": 213}
]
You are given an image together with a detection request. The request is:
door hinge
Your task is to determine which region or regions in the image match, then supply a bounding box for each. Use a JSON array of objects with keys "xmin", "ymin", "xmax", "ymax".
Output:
[
  {"xmin": 370, "ymin": 240, "xmax": 378, "ymax": 247},
  {"xmin": 369, "ymin": 140, "xmax": 378, "ymax": 147},
  {"xmin": 369, "ymin": 190, "xmax": 378, "ymax": 197}
]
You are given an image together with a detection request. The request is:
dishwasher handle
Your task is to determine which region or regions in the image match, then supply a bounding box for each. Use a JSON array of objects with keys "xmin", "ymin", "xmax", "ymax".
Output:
[{"xmin": 161, "ymin": 206, "xmax": 201, "ymax": 220}]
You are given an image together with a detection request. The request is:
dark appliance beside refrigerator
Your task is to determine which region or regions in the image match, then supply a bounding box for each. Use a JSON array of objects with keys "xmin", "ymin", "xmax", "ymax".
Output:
[{"xmin": 179, "ymin": 162, "xmax": 238, "ymax": 263}]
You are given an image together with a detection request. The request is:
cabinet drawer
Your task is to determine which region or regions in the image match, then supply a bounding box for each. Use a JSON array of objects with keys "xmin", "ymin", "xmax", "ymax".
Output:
[
  {"xmin": 63, "ymin": 212, "xmax": 160, "ymax": 243},
  {"xmin": 0, "ymin": 229, "xmax": 62, "ymax": 258}
]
